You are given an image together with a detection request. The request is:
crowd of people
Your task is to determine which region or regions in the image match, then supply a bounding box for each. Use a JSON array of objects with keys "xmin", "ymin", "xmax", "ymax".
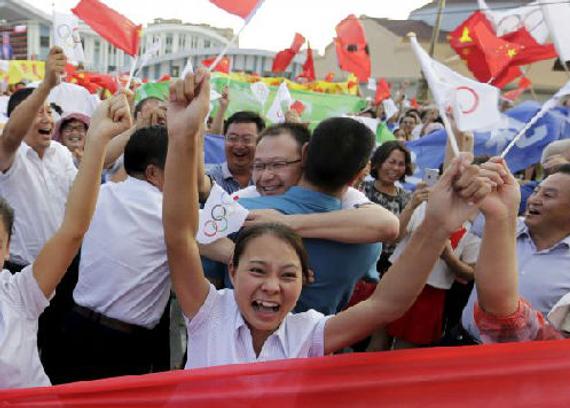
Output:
[{"xmin": 0, "ymin": 46, "xmax": 568, "ymax": 389}]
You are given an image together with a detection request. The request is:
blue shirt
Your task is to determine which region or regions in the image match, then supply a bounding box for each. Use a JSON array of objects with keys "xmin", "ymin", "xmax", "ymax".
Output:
[
  {"xmin": 462, "ymin": 217, "xmax": 570, "ymax": 341},
  {"xmin": 206, "ymin": 162, "xmax": 253, "ymax": 195},
  {"xmin": 240, "ymin": 187, "xmax": 381, "ymax": 315}
]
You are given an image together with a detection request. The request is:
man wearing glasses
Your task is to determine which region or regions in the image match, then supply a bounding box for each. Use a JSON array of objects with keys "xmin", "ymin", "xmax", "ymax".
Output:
[{"xmin": 201, "ymin": 111, "xmax": 265, "ymax": 198}]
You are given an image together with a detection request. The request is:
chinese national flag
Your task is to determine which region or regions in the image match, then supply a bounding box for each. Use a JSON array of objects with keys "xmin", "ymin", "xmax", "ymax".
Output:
[
  {"xmin": 335, "ymin": 15, "xmax": 371, "ymax": 82},
  {"xmin": 72, "ymin": 0, "xmax": 141, "ymax": 56},
  {"xmin": 503, "ymin": 76, "xmax": 532, "ymax": 102},
  {"xmin": 374, "ymin": 78, "xmax": 391, "ymax": 104},
  {"xmin": 202, "ymin": 56, "xmax": 231, "ymax": 74},
  {"xmin": 209, "ymin": 0, "xmax": 261, "ymax": 19},
  {"xmin": 298, "ymin": 44, "xmax": 316, "ymax": 81},
  {"xmin": 502, "ymin": 28, "xmax": 557, "ymax": 66},
  {"xmin": 272, "ymin": 33, "xmax": 305, "ymax": 73}
]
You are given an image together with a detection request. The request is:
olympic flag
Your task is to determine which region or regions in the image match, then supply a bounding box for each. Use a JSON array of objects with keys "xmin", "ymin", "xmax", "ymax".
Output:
[
  {"xmin": 53, "ymin": 12, "xmax": 85, "ymax": 62},
  {"xmin": 409, "ymin": 35, "xmax": 501, "ymax": 132},
  {"xmin": 197, "ymin": 184, "xmax": 249, "ymax": 244}
]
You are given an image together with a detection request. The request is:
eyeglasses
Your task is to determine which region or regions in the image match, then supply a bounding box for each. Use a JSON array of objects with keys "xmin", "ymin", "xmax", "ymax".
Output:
[
  {"xmin": 225, "ymin": 134, "xmax": 256, "ymax": 145},
  {"xmin": 61, "ymin": 125, "xmax": 87, "ymax": 134},
  {"xmin": 252, "ymin": 159, "xmax": 302, "ymax": 173}
]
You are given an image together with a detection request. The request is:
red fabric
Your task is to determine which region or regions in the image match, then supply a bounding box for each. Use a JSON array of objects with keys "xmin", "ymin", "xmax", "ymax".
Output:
[
  {"xmin": 72, "ymin": 0, "xmax": 142, "ymax": 56},
  {"xmin": 503, "ymin": 76, "xmax": 532, "ymax": 102},
  {"xmin": 449, "ymin": 227, "xmax": 467, "ymax": 250},
  {"xmin": 272, "ymin": 33, "xmax": 305, "ymax": 73},
  {"xmin": 502, "ymin": 28, "xmax": 557, "ymax": 66},
  {"xmin": 346, "ymin": 280, "xmax": 377, "ymax": 308},
  {"xmin": 290, "ymin": 100, "xmax": 305, "ymax": 115},
  {"xmin": 202, "ymin": 56, "xmax": 231, "ymax": 74},
  {"xmin": 209, "ymin": 0, "xmax": 260, "ymax": 19},
  {"xmin": 3, "ymin": 341, "xmax": 570, "ymax": 406},
  {"xmin": 324, "ymin": 72, "xmax": 335, "ymax": 82},
  {"xmin": 374, "ymin": 78, "xmax": 391, "ymax": 104},
  {"xmin": 298, "ymin": 44, "xmax": 316, "ymax": 81},
  {"xmin": 334, "ymin": 14, "xmax": 370, "ymax": 82},
  {"xmin": 387, "ymin": 285, "xmax": 446, "ymax": 345}
]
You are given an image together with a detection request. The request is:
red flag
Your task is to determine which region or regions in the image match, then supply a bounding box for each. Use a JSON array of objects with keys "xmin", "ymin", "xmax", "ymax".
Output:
[
  {"xmin": 324, "ymin": 72, "xmax": 335, "ymax": 82},
  {"xmin": 334, "ymin": 15, "xmax": 370, "ymax": 82},
  {"xmin": 298, "ymin": 44, "xmax": 316, "ymax": 81},
  {"xmin": 209, "ymin": 0, "xmax": 261, "ymax": 19},
  {"xmin": 503, "ymin": 76, "xmax": 532, "ymax": 102},
  {"xmin": 72, "ymin": 0, "xmax": 141, "ymax": 56},
  {"xmin": 502, "ymin": 28, "xmax": 557, "ymax": 66},
  {"xmin": 202, "ymin": 56, "xmax": 231, "ymax": 74},
  {"xmin": 374, "ymin": 78, "xmax": 391, "ymax": 104},
  {"xmin": 272, "ymin": 33, "xmax": 305, "ymax": 73}
]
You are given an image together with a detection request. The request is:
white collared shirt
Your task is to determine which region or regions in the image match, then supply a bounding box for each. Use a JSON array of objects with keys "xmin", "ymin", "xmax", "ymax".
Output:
[
  {"xmin": 0, "ymin": 142, "xmax": 77, "ymax": 265},
  {"xmin": 73, "ymin": 176, "xmax": 170, "ymax": 329},
  {"xmin": 184, "ymin": 284, "xmax": 329, "ymax": 369},
  {"xmin": 0, "ymin": 265, "xmax": 50, "ymax": 389}
]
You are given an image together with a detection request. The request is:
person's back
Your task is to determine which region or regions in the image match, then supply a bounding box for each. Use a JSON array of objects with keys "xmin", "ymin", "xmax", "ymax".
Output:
[{"xmin": 239, "ymin": 117, "xmax": 379, "ymax": 315}]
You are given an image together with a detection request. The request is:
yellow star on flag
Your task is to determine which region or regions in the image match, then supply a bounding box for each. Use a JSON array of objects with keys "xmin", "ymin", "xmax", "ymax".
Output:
[
  {"xmin": 507, "ymin": 48, "xmax": 518, "ymax": 58},
  {"xmin": 459, "ymin": 27, "xmax": 473, "ymax": 43}
]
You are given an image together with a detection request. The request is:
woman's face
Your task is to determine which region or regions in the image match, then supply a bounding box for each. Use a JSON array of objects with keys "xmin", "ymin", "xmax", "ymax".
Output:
[
  {"xmin": 230, "ymin": 234, "xmax": 303, "ymax": 339},
  {"xmin": 60, "ymin": 119, "xmax": 87, "ymax": 152},
  {"xmin": 377, "ymin": 149, "xmax": 407, "ymax": 186}
]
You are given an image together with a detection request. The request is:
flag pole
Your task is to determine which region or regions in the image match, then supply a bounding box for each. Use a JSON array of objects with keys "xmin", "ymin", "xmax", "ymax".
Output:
[
  {"xmin": 500, "ymin": 107, "xmax": 547, "ymax": 158},
  {"xmin": 125, "ymin": 54, "xmax": 138, "ymax": 91},
  {"xmin": 207, "ymin": 0, "xmax": 266, "ymax": 73}
]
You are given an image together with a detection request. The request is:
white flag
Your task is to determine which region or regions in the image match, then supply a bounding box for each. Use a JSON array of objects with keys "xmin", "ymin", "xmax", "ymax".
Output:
[
  {"xmin": 251, "ymin": 81, "xmax": 270, "ymax": 107},
  {"xmin": 478, "ymin": 0, "xmax": 549, "ymax": 44},
  {"xmin": 367, "ymin": 78, "xmax": 377, "ymax": 91},
  {"xmin": 266, "ymin": 81, "xmax": 292, "ymax": 124},
  {"xmin": 382, "ymin": 98, "xmax": 399, "ymax": 121},
  {"xmin": 346, "ymin": 115, "xmax": 379, "ymax": 135},
  {"xmin": 53, "ymin": 12, "xmax": 84, "ymax": 62},
  {"xmin": 410, "ymin": 36, "xmax": 501, "ymax": 132},
  {"xmin": 197, "ymin": 184, "xmax": 249, "ymax": 244},
  {"xmin": 538, "ymin": 0, "xmax": 570, "ymax": 63},
  {"xmin": 136, "ymin": 40, "xmax": 161, "ymax": 76}
]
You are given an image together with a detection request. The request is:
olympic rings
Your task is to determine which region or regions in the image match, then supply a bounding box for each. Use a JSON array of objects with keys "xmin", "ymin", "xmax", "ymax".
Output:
[
  {"xmin": 455, "ymin": 86, "xmax": 479, "ymax": 115},
  {"xmin": 203, "ymin": 203, "xmax": 231, "ymax": 237}
]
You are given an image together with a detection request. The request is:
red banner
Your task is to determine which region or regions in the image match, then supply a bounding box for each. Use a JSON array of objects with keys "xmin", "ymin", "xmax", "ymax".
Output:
[{"xmin": 2, "ymin": 340, "xmax": 570, "ymax": 406}]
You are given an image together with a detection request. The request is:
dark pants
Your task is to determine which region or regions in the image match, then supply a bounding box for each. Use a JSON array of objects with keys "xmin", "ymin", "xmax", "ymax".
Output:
[
  {"xmin": 48, "ymin": 302, "xmax": 170, "ymax": 384},
  {"xmin": 437, "ymin": 323, "xmax": 480, "ymax": 347}
]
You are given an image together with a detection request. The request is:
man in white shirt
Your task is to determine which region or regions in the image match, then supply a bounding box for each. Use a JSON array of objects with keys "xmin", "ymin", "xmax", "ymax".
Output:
[{"xmin": 51, "ymin": 126, "xmax": 171, "ymax": 383}]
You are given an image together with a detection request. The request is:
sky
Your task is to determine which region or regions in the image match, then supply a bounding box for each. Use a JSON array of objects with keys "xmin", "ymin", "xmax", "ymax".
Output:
[{"xmin": 27, "ymin": 0, "xmax": 431, "ymax": 54}]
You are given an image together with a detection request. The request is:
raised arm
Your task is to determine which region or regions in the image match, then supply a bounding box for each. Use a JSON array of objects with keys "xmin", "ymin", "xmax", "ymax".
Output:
[
  {"xmin": 244, "ymin": 204, "xmax": 399, "ymax": 244},
  {"xmin": 163, "ymin": 70, "xmax": 211, "ymax": 318},
  {"xmin": 474, "ymin": 158, "xmax": 520, "ymax": 317},
  {"xmin": 0, "ymin": 47, "xmax": 65, "ymax": 171},
  {"xmin": 33, "ymin": 93, "xmax": 132, "ymax": 297},
  {"xmin": 209, "ymin": 86, "xmax": 229, "ymax": 136},
  {"xmin": 396, "ymin": 183, "xmax": 428, "ymax": 241},
  {"xmin": 324, "ymin": 154, "xmax": 493, "ymax": 353}
]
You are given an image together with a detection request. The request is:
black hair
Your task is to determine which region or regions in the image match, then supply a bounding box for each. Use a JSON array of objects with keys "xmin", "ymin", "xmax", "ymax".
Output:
[
  {"xmin": 555, "ymin": 163, "xmax": 570, "ymax": 175},
  {"xmin": 7, "ymin": 87, "xmax": 35, "ymax": 117},
  {"xmin": 223, "ymin": 111, "xmax": 266, "ymax": 135},
  {"xmin": 124, "ymin": 126, "xmax": 168, "ymax": 177},
  {"xmin": 370, "ymin": 141, "xmax": 413, "ymax": 182},
  {"xmin": 232, "ymin": 223, "xmax": 310, "ymax": 281},
  {"xmin": 60, "ymin": 117, "xmax": 88, "ymax": 132},
  {"xmin": 50, "ymin": 102, "xmax": 63, "ymax": 116},
  {"xmin": 304, "ymin": 117, "xmax": 374, "ymax": 192},
  {"xmin": 257, "ymin": 123, "xmax": 311, "ymax": 153},
  {"xmin": 134, "ymin": 96, "xmax": 163, "ymax": 118},
  {"xmin": 0, "ymin": 198, "xmax": 14, "ymax": 242}
]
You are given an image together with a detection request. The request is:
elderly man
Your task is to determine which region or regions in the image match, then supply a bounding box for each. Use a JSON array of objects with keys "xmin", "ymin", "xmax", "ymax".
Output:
[{"xmin": 455, "ymin": 165, "xmax": 570, "ymax": 344}]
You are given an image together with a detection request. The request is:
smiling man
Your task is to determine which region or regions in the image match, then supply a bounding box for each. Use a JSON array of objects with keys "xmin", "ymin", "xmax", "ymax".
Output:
[
  {"xmin": 200, "ymin": 111, "xmax": 265, "ymax": 198},
  {"xmin": 0, "ymin": 47, "xmax": 74, "ymax": 271},
  {"xmin": 456, "ymin": 165, "xmax": 570, "ymax": 344}
]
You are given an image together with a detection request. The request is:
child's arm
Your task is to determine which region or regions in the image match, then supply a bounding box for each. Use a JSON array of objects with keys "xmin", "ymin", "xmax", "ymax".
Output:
[
  {"xmin": 163, "ymin": 70, "xmax": 212, "ymax": 318},
  {"xmin": 324, "ymin": 154, "xmax": 494, "ymax": 354},
  {"xmin": 32, "ymin": 93, "xmax": 133, "ymax": 297},
  {"xmin": 0, "ymin": 47, "xmax": 65, "ymax": 172}
]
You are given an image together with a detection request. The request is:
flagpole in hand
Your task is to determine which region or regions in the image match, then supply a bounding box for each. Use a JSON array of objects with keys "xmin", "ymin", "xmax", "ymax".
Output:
[
  {"xmin": 125, "ymin": 55, "xmax": 139, "ymax": 91},
  {"xmin": 206, "ymin": 0, "xmax": 266, "ymax": 73}
]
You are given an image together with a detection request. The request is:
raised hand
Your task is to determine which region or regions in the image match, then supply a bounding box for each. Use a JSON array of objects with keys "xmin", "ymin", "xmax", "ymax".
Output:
[
  {"xmin": 167, "ymin": 68, "xmax": 211, "ymax": 140},
  {"xmin": 219, "ymin": 86, "xmax": 230, "ymax": 110},
  {"xmin": 478, "ymin": 157, "xmax": 521, "ymax": 221},
  {"xmin": 88, "ymin": 91, "xmax": 133, "ymax": 141},
  {"xmin": 425, "ymin": 153, "xmax": 492, "ymax": 234},
  {"xmin": 410, "ymin": 182, "xmax": 430, "ymax": 209},
  {"xmin": 43, "ymin": 47, "xmax": 67, "ymax": 89}
]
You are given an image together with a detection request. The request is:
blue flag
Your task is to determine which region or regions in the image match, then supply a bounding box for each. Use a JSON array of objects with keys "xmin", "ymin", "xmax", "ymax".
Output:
[{"xmin": 204, "ymin": 133, "xmax": 225, "ymax": 165}]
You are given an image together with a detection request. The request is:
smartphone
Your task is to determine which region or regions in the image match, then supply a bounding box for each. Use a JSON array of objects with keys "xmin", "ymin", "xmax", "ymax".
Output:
[{"xmin": 423, "ymin": 168, "xmax": 439, "ymax": 187}]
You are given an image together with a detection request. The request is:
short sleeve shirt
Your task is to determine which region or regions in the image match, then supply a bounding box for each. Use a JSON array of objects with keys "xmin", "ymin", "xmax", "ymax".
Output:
[{"xmin": 207, "ymin": 162, "xmax": 252, "ymax": 195}]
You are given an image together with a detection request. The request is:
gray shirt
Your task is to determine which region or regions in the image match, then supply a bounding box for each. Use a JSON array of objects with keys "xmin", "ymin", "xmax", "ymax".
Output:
[
  {"xmin": 206, "ymin": 162, "xmax": 252, "ymax": 195},
  {"xmin": 461, "ymin": 216, "xmax": 570, "ymax": 341}
]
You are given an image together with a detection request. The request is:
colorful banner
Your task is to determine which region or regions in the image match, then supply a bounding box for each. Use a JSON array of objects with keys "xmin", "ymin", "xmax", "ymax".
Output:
[
  {"xmin": 0, "ymin": 60, "xmax": 45, "ymax": 84},
  {"xmin": 1, "ymin": 340, "xmax": 570, "ymax": 406}
]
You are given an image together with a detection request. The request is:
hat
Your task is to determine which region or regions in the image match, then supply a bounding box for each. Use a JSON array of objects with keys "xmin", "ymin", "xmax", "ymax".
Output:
[{"xmin": 52, "ymin": 112, "xmax": 90, "ymax": 143}]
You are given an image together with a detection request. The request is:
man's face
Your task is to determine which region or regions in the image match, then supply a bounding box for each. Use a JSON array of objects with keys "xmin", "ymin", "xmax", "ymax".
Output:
[
  {"xmin": 137, "ymin": 98, "xmax": 167, "ymax": 126},
  {"xmin": 252, "ymin": 133, "xmax": 303, "ymax": 196},
  {"xmin": 225, "ymin": 122, "xmax": 259, "ymax": 173},
  {"xmin": 24, "ymin": 103, "xmax": 54, "ymax": 153},
  {"xmin": 400, "ymin": 116, "xmax": 416, "ymax": 135},
  {"xmin": 525, "ymin": 173, "xmax": 570, "ymax": 235},
  {"xmin": 60, "ymin": 119, "xmax": 87, "ymax": 153}
]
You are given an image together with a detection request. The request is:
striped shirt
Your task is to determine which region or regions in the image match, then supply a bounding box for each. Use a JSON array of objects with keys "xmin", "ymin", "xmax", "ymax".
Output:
[{"xmin": 206, "ymin": 162, "xmax": 252, "ymax": 195}]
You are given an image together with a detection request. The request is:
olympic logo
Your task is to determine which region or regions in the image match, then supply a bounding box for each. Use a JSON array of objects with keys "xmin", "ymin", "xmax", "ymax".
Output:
[
  {"xmin": 455, "ymin": 86, "xmax": 479, "ymax": 115},
  {"xmin": 496, "ymin": 9, "xmax": 544, "ymax": 37},
  {"xmin": 202, "ymin": 192, "xmax": 236, "ymax": 238},
  {"xmin": 56, "ymin": 23, "xmax": 82, "ymax": 48}
]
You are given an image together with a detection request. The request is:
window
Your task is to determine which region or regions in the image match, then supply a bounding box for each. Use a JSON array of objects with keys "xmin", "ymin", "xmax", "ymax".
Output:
[
  {"xmin": 191, "ymin": 37, "xmax": 198, "ymax": 48},
  {"xmin": 40, "ymin": 36, "xmax": 49, "ymax": 47},
  {"xmin": 165, "ymin": 34, "xmax": 173, "ymax": 54},
  {"xmin": 204, "ymin": 39, "xmax": 211, "ymax": 48}
]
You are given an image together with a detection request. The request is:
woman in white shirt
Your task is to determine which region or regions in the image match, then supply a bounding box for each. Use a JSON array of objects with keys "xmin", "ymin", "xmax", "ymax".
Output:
[{"xmin": 163, "ymin": 70, "xmax": 496, "ymax": 369}]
